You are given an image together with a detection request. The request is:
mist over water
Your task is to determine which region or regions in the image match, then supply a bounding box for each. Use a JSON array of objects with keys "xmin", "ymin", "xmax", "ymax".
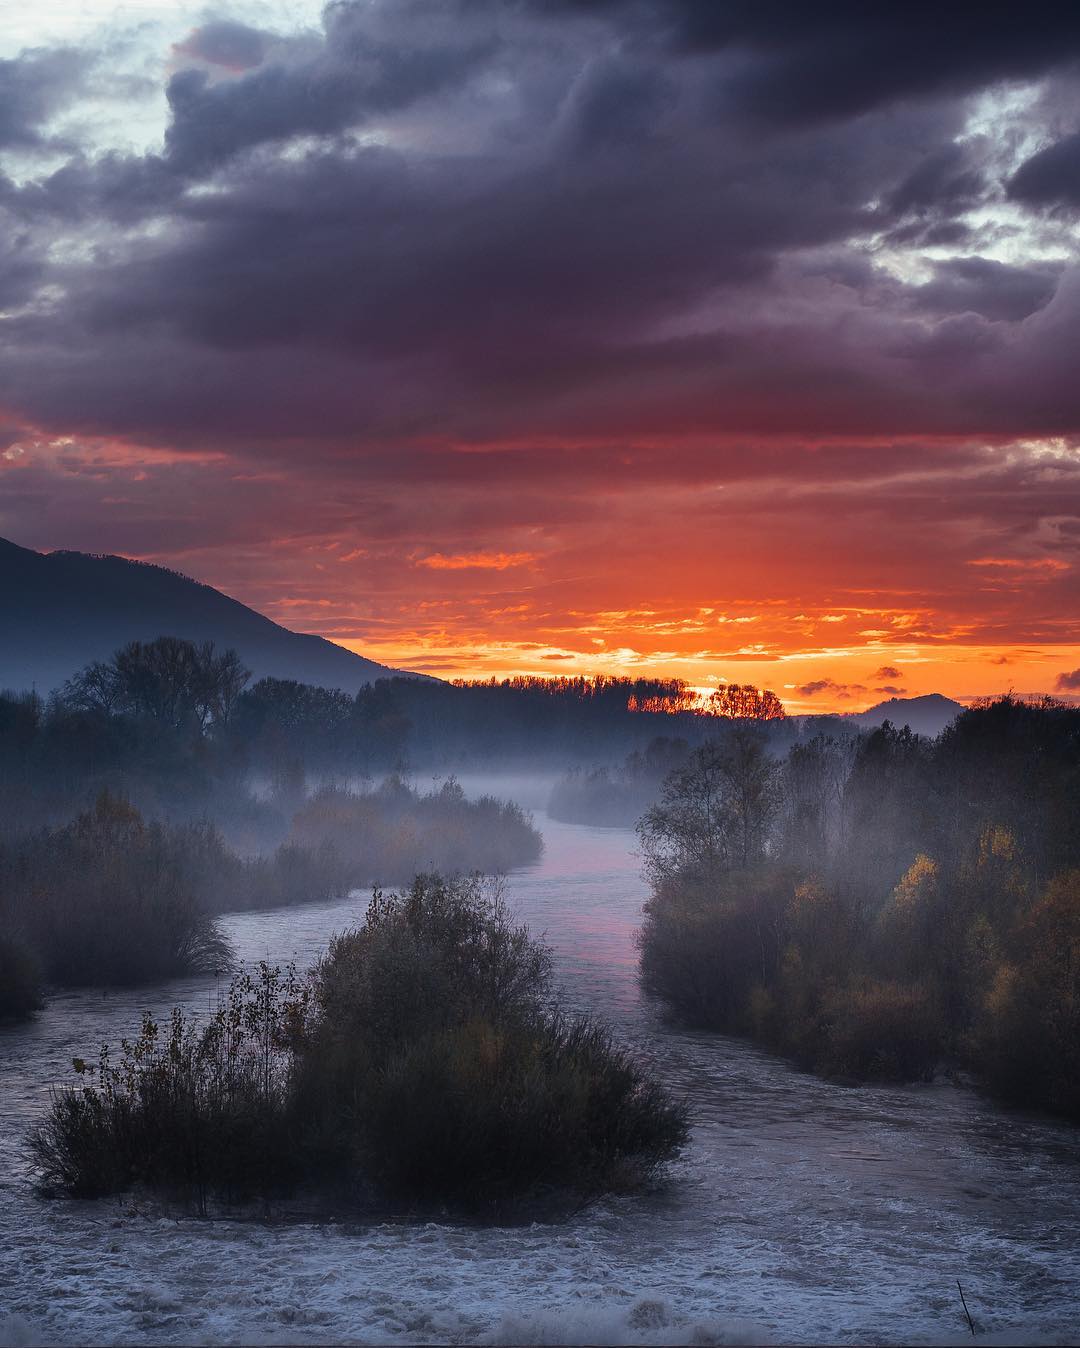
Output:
[{"xmin": 2, "ymin": 786, "xmax": 1080, "ymax": 1345}]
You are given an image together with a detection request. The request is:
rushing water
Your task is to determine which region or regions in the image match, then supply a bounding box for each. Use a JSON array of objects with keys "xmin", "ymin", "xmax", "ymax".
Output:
[{"xmin": 2, "ymin": 786, "xmax": 1080, "ymax": 1346}]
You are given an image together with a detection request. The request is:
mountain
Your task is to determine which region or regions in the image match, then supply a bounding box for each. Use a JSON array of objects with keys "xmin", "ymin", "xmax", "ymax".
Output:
[
  {"xmin": 848, "ymin": 693, "xmax": 965, "ymax": 738},
  {"xmin": 0, "ymin": 536, "xmax": 419, "ymax": 695}
]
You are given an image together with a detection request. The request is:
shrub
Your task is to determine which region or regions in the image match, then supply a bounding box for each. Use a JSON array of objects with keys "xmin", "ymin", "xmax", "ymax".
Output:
[
  {"xmin": 35, "ymin": 874, "xmax": 688, "ymax": 1213},
  {"xmin": 637, "ymin": 868, "xmax": 949, "ymax": 1083},
  {"xmin": 309, "ymin": 874, "xmax": 551, "ymax": 1042},
  {"xmin": 821, "ymin": 981, "xmax": 944, "ymax": 1082},
  {"xmin": 290, "ymin": 778, "xmax": 542, "ymax": 886},
  {"xmin": 182, "ymin": 832, "xmax": 347, "ymax": 914},
  {"xmin": 298, "ymin": 873, "xmax": 688, "ymax": 1208},
  {"xmin": 0, "ymin": 933, "xmax": 43, "ymax": 1019},
  {"xmin": 633, "ymin": 698, "xmax": 1080, "ymax": 1116},
  {"xmin": 637, "ymin": 869, "xmax": 793, "ymax": 1031},
  {"xmin": 0, "ymin": 793, "xmax": 232, "ymax": 986},
  {"xmin": 353, "ymin": 1014, "xmax": 688, "ymax": 1206},
  {"xmin": 0, "ymin": 796, "xmax": 349, "ymax": 997},
  {"xmin": 30, "ymin": 963, "xmax": 309, "ymax": 1208},
  {"xmin": 971, "ymin": 870, "xmax": 1080, "ymax": 1118}
]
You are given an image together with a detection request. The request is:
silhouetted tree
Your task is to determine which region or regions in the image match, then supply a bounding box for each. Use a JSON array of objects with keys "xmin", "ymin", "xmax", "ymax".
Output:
[
  {"xmin": 707, "ymin": 684, "xmax": 786, "ymax": 721},
  {"xmin": 62, "ymin": 637, "xmax": 250, "ymax": 731}
]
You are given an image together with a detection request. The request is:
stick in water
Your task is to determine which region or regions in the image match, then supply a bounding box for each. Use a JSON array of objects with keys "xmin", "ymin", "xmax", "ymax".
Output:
[{"xmin": 957, "ymin": 1280, "xmax": 975, "ymax": 1336}]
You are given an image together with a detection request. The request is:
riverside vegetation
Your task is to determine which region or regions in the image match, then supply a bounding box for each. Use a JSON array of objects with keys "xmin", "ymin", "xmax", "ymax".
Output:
[
  {"xmin": 0, "ymin": 636, "xmax": 790, "ymax": 1016},
  {"xmin": 547, "ymin": 736, "xmax": 692, "ymax": 828},
  {"xmin": 637, "ymin": 697, "xmax": 1080, "ymax": 1118},
  {"xmin": 0, "ymin": 637, "xmax": 545, "ymax": 1015},
  {"xmin": 0, "ymin": 780, "xmax": 542, "ymax": 1014},
  {"xmin": 31, "ymin": 875, "xmax": 688, "ymax": 1214}
]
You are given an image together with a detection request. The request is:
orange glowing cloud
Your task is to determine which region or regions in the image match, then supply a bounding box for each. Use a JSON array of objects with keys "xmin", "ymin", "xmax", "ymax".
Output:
[
  {"xmin": 967, "ymin": 557, "xmax": 1070, "ymax": 573},
  {"xmin": 415, "ymin": 551, "xmax": 539, "ymax": 571},
  {"xmin": 5, "ymin": 420, "xmax": 1080, "ymax": 716},
  {"xmin": 4, "ymin": 0, "xmax": 1080, "ymax": 727}
]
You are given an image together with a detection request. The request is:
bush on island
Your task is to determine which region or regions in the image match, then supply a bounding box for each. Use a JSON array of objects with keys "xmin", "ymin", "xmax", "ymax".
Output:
[{"xmin": 31, "ymin": 873, "xmax": 688, "ymax": 1213}]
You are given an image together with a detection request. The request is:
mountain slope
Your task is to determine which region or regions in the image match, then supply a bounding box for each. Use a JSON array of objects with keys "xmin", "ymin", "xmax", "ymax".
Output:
[
  {"xmin": 849, "ymin": 692, "xmax": 965, "ymax": 737},
  {"xmin": 0, "ymin": 536, "xmax": 417, "ymax": 695}
]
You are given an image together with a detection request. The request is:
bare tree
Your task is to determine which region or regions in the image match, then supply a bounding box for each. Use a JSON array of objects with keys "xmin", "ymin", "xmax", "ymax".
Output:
[
  {"xmin": 62, "ymin": 637, "xmax": 250, "ymax": 732},
  {"xmin": 61, "ymin": 661, "xmax": 122, "ymax": 715}
]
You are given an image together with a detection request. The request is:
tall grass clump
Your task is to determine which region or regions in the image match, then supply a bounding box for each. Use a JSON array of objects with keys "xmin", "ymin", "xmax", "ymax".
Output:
[{"xmin": 33, "ymin": 874, "xmax": 688, "ymax": 1213}]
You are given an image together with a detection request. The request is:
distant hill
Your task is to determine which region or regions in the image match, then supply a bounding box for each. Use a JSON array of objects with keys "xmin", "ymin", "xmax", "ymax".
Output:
[
  {"xmin": 0, "ymin": 536, "xmax": 419, "ymax": 696},
  {"xmin": 848, "ymin": 693, "xmax": 965, "ymax": 738}
]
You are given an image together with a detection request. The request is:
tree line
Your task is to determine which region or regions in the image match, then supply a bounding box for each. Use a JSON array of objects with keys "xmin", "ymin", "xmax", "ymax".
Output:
[
  {"xmin": 1, "ymin": 639, "xmax": 795, "ymax": 840},
  {"xmin": 0, "ymin": 775, "xmax": 543, "ymax": 1016}
]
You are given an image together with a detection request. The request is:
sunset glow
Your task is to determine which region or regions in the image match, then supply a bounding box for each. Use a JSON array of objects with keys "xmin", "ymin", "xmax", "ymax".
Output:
[{"xmin": 1, "ymin": 2, "xmax": 1078, "ymax": 712}]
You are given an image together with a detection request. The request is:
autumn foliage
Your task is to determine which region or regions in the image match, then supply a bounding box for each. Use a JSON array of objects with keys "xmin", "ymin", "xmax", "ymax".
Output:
[{"xmin": 638, "ymin": 698, "xmax": 1080, "ymax": 1116}]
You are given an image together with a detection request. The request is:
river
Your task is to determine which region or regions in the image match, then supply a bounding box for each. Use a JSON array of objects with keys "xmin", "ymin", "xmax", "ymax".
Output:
[{"xmin": 2, "ymin": 785, "xmax": 1079, "ymax": 1345}]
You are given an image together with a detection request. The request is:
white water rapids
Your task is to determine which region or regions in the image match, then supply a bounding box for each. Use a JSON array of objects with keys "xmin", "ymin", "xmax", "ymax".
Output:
[{"xmin": 2, "ymin": 781, "xmax": 1079, "ymax": 1345}]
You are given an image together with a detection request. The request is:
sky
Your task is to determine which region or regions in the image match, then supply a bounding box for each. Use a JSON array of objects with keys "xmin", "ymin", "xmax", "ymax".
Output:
[{"xmin": 1, "ymin": 1, "xmax": 1079, "ymax": 711}]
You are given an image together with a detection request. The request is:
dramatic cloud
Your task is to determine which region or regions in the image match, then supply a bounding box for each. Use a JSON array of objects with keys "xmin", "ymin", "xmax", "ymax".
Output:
[
  {"xmin": 1009, "ymin": 131, "xmax": 1080, "ymax": 211},
  {"xmin": 162, "ymin": 5, "xmax": 493, "ymax": 175},
  {"xmin": 796, "ymin": 679, "xmax": 867, "ymax": 700},
  {"xmin": 173, "ymin": 21, "xmax": 271, "ymax": 73},
  {"xmin": 1, "ymin": 0, "xmax": 1079, "ymax": 706},
  {"xmin": 417, "ymin": 551, "xmax": 538, "ymax": 571},
  {"xmin": 911, "ymin": 258, "xmax": 1061, "ymax": 323},
  {"xmin": 538, "ymin": 1, "xmax": 1080, "ymax": 123},
  {"xmin": 0, "ymin": 46, "xmax": 88, "ymax": 148}
]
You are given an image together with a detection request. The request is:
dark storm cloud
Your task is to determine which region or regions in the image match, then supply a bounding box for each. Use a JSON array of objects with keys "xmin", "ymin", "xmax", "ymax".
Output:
[
  {"xmin": 561, "ymin": 51, "xmax": 678, "ymax": 150},
  {"xmin": 888, "ymin": 145, "xmax": 986, "ymax": 214},
  {"xmin": 528, "ymin": 1, "xmax": 1080, "ymax": 124},
  {"xmin": 0, "ymin": 46, "xmax": 88, "ymax": 147},
  {"xmin": 163, "ymin": 2, "xmax": 496, "ymax": 174},
  {"xmin": 65, "ymin": 135, "xmax": 843, "ymax": 354},
  {"xmin": 3, "ymin": 0, "xmax": 1080, "ymax": 460},
  {"xmin": 0, "ymin": 226, "xmax": 43, "ymax": 310},
  {"xmin": 2, "ymin": 0, "xmax": 1078, "ymax": 697},
  {"xmin": 7, "ymin": 151, "xmax": 183, "ymax": 225},
  {"xmin": 173, "ymin": 20, "xmax": 271, "ymax": 72},
  {"xmin": 0, "ymin": 100, "xmax": 988, "ymax": 445},
  {"xmin": 697, "ymin": 5, "xmax": 1080, "ymax": 126},
  {"xmin": 912, "ymin": 258, "xmax": 1062, "ymax": 323},
  {"xmin": 1009, "ymin": 130, "xmax": 1080, "ymax": 210}
]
